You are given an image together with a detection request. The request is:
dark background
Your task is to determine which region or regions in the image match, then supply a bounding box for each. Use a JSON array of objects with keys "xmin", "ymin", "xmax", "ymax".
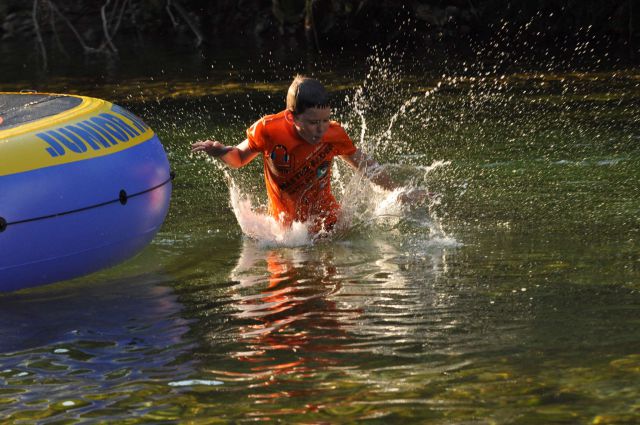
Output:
[{"xmin": 1, "ymin": 0, "xmax": 638, "ymax": 70}]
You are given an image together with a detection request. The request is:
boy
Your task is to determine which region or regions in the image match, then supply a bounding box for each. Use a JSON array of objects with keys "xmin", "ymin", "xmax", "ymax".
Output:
[{"xmin": 191, "ymin": 75, "xmax": 419, "ymax": 235}]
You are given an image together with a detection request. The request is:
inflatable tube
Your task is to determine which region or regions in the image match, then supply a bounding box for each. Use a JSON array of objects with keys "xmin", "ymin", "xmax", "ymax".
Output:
[{"xmin": 0, "ymin": 93, "xmax": 172, "ymax": 292}]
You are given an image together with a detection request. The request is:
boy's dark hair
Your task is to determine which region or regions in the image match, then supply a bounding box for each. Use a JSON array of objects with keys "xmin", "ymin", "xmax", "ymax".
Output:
[{"xmin": 286, "ymin": 75, "xmax": 330, "ymax": 115}]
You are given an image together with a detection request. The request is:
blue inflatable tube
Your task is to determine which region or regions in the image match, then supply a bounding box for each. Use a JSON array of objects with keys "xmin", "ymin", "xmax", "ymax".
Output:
[{"xmin": 0, "ymin": 93, "xmax": 172, "ymax": 292}]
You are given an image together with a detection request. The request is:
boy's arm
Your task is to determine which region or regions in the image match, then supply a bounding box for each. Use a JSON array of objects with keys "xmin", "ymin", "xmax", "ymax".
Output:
[
  {"xmin": 341, "ymin": 149, "xmax": 396, "ymax": 190},
  {"xmin": 191, "ymin": 139, "xmax": 260, "ymax": 169},
  {"xmin": 341, "ymin": 149, "xmax": 428, "ymax": 203}
]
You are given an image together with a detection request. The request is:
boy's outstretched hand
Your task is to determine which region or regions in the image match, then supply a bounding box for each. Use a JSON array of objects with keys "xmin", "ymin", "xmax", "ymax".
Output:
[{"xmin": 191, "ymin": 140, "xmax": 233, "ymax": 157}]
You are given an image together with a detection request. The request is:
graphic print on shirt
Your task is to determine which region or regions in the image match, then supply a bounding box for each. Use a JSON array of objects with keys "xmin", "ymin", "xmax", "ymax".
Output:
[
  {"xmin": 267, "ymin": 144, "xmax": 293, "ymax": 176},
  {"xmin": 316, "ymin": 161, "xmax": 330, "ymax": 189},
  {"xmin": 279, "ymin": 143, "xmax": 334, "ymax": 196}
]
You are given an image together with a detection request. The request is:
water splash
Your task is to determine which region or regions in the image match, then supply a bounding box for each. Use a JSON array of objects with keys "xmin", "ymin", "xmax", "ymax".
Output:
[
  {"xmin": 211, "ymin": 50, "xmax": 460, "ymax": 248},
  {"xmin": 333, "ymin": 52, "xmax": 456, "ymax": 245},
  {"xmin": 229, "ymin": 179, "xmax": 313, "ymax": 248}
]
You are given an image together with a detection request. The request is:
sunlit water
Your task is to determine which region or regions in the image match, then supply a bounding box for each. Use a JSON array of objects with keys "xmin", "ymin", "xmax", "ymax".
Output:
[{"xmin": 1, "ymin": 38, "xmax": 639, "ymax": 423}]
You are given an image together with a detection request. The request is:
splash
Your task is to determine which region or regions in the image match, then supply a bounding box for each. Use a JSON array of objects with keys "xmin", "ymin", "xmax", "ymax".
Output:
[
  {"xmin": 223, "ymin": 161, "xmax": 450, "ymax": 248},
  {"xmin": 227, "ymin": 177, "xmax": 312, "ymax": 248},
  {"xmin": 334, "ymin": 160, "xmax": 452, "ymax": 242},
  {"xmin": 215, "ymin": 50, "xmax": 458, "ymax": 248},
  {"xmin": 333, "ymin": 52, "xmax": 456, "ymax": 244}
]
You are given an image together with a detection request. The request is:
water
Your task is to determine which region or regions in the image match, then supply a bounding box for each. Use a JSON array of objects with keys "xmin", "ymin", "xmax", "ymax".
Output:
[{"xmin": 1, "ymin": 38, "xmax": 640, "ymax": 423}]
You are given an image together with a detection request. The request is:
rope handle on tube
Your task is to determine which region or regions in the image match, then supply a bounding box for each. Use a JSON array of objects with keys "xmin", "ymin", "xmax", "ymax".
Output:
[{"xmin": 0, "ymin": 171, "xmax": 175, "ymax": 233}]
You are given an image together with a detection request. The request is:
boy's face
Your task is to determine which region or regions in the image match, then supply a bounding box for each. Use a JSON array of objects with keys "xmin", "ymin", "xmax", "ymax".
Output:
[{"xmin": 292, "ymin": 107, "xmax": 331, "ymax": 144}]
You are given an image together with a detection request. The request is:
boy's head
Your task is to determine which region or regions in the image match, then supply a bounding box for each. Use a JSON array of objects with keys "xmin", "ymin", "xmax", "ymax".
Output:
[{"xmin": 286, "ymin": 75, "xmax": 330, "ymax": 115}]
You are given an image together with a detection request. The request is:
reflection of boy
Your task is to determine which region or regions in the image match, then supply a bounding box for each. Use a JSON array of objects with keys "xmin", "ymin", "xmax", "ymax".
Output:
[
  {"xmin": 192, "ymin": 75, "xmax": 421, "ymax": 235},
  {"xmin": 229, "ymin": 245, "xmax": 349, "ymax": 373}
]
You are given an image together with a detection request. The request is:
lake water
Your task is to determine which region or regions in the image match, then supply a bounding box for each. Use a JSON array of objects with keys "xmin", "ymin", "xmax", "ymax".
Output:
[{"xmin": 1, "ymin": 40, "xmax": 639, "ymax": 423}]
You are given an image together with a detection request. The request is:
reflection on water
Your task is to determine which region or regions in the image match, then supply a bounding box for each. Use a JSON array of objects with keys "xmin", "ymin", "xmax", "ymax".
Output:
[
  {"xmin": 0, "ymin": 274, "xmax": 193, "ymax": 423},
  {"xmin": 183, "ymin": 236, "xmax": 471, "ymax": 419},
  {"xmin": 221, "ymin": 242, "xmax": 351, "ymax": 394},
  {"xmin": 0, "ymin": 235, "xmax": 634, "ymax": 420},
  {"xmin": 172, "ymin": 233, "xmax": 640, "ymax": 423}
]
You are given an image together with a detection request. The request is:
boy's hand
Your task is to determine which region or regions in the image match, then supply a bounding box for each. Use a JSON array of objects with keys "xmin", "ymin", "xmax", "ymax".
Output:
[{"xmin": 191, "ymin": 140, "xmax": 233, "ymax": 157}]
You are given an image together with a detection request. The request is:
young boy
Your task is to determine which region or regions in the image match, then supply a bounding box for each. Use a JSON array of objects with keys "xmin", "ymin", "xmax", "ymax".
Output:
[{"xmin": 191, "ymin": 75, "xmax": 417, "ymax": 235}]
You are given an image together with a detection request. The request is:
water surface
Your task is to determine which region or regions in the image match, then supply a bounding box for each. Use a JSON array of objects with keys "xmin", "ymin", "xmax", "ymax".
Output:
[{"xmin": 1, "ymin": 42, "xmax": 639, "ymax": 423}]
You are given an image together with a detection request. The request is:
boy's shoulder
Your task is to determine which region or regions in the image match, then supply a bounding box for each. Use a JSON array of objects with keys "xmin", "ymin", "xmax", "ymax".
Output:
[
  {"xmin": 328, "ymin": 120, "xmax": 344, "ymax": 129},
  {"xmin": 259, "ymin": 110, "xmax": 287, "ymax": 126},
  {"xmin": 248, "ymin": 111, "xmax": 293, "ymax": 147},
  {"xmin": 326, "ymin": 120, "xmax": 349, "ymax": 138}
]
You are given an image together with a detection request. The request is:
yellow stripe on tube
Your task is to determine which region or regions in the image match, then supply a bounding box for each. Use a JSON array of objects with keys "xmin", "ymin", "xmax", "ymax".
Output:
[{"xmin": 0, "ymin": 95, "xmax": 155, "ymax": 176}]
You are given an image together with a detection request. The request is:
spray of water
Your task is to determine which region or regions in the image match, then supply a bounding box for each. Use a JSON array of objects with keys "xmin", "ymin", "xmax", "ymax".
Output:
[
  {"xmin": 214, "ymin": 52, "xmax": 462, "ymax": 247},
  {"xmin": 332, "ymin": 51, "xmax": 457, "ymax": 247},
  {"xmin": 229, "ymin": 178, "xmax": 313, "ymax": 248}
]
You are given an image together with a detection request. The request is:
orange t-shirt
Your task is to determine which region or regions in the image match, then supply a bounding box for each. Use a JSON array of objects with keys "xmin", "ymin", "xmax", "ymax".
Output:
[{"xmin": 247, "ymin": 110, "xmax": 357, "ymax": 230}]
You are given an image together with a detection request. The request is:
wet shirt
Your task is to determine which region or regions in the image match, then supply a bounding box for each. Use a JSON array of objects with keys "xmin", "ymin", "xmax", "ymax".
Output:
[{"xmin": 246, "ymin": 110, "xmax": 357, "ymax": 229}]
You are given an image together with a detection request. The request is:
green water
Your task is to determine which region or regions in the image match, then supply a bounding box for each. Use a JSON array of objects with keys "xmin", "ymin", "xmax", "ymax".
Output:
[{"xmin": 1, "ymin": 43, "xmax": 639, "ymax": 423}]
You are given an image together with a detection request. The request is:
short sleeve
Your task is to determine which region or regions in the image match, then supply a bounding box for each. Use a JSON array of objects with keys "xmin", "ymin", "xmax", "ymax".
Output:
[
  {"xmin": 246, "ymin": 118, "xmax": 267, "ymax": 151},
  {"xmin": 329, "ymin": 123, "xmax": 357, "ymax": 156}
]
